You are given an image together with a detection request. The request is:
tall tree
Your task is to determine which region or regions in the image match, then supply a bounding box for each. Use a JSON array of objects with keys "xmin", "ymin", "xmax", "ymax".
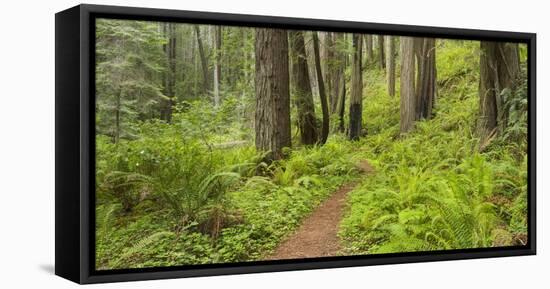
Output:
[
  {"xmin": 254, "ymin": 28, "xmax": 291, "ymax": 161},
  {"xmin": 194, "ymin": 25, "xmax": 209, "ymax": 94},
  {"xmin": 415, "ymin": 38, "xmax": 436, "ymax": 119},
  {"xmin": 95, "ymin": 19, "xmax": 165, "ymax": 142},
  {"xmin": 366, "ymin": 35, "xmax": 374, "ymax": 64},
  {"xmin": 349, "ymin": 34, "xmax": 363, "ymax": 140},
  {"xmin": 378, "ymin": 35, "xmax": 385, "ymax": 69},
  {"xmin": 400, "ymin": 36, "xmax": 416, "ymax": 133},
  {"xmin": 323, "ymin": 32, "xmax": 335, "ymax": 111},
  {"xmin": 312, "ymin": 32, "xmax": 330, "ymax": 145},
  {"xmin": 330, "ymin": 33, "xmax": 345, "ymax": 113},
  {"xmin": 212, "ymin": 26, "xmax": 222, "ymax": 107},
  {"xmin": 385, "ymin": 35, "xmax": 396, "ymax": 97},
  {"xmin": 162, "ymin": 23, "xmax": 177, "ymax": 122},
  {"xmin": 332, "ymin": 33, "xmax": 347, "ymax": 132},
  {"xmin": 289, "ymin": 31, "xmax": 318, "ymax": 145},
  {"xmin": 479, "ymin": 41, "xmax": 520, "ymax": 143}
]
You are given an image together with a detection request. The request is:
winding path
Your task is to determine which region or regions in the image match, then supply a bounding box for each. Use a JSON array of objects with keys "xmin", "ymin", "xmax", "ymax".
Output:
[{"xmin": 268, "ymin": 160, "xmax": 374, "ymax": 260}]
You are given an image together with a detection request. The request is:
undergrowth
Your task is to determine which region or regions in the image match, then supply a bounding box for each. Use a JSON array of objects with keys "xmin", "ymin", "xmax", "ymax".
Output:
[{"xmin": 339, "ymin": 40, "xmax": 527, "ymax": 255}]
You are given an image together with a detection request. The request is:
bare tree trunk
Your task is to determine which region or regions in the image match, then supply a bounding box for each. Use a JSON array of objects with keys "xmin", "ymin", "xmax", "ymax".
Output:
[
  {"xmin": 385, "ymin": 36, "xmax": 396, "ymax": 97},
  {"xmin": 212, "ymin": 26, "xmax": 222, "ymax": 107},
  {"xmin": 349, "ymin": 34, "xmax": 363, "ymax": 140},
  {"xmin": 330, "ymin": 33, "xmax": 344, "ymax": 113},
  {"xmin": 415, "ymin": 38, "xmax": 436, "ymax": 119},
  {"xmin": 337, "ymin": 69, "xmax": 347, "ymax": 133},
  {"xmin": 334, "ymin": 33, "xmax": 347, "ymax": 133},
  {"xmin": 400, "ymin": 37, "xmax": 416, "ymax": 133},
  {"xmin": 312, "ymin": 32, "xmax": 330, "ymax": 145},
  {"xmin": 290, "ymin": 31, "xmax": 318, "ymax": 145},
  {"xmin": 479, "ymin": 41, "xmax": 520, "ymax": 144},
  {"xmin": 255, "ymin": 28, "xmax": 291, "ymax": 161},
  {"xmin": 114, "ymin": 88, "xmax": 121, "ymax": 143},
  {"xmin": 194, "ymin": 26, "xmax": 209, "ymax": 94},
  {"xmin": 366, "ymin": 35, "xmax": 374, "ymax": 65},
  {"xmin": 323, "ymin": 32, "xmax": 335, "ymax": 112},
  {"xmin": 378, "ymin": 35, "xmax": 385, "ymax": 70},
  {"xmin": 161, "ymin": 23, "xmax": 176, "ymax": 122}
]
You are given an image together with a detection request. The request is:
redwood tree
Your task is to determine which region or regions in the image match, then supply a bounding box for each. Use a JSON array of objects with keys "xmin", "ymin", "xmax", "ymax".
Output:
[
  {"xmin": 212, "ymin": 26, "xmax": 222, "ymax": 107},
  {"xmin": 349, "ymin": 33, "xmax": 363, "ymax": 140},
  {"xmin": 194, "ymin": 26, "xmax": 209, "ymax": 94},
  {"xmin": 415, "ymin": 38, "xmax": 436, "ymax": 120},
  {"xmin": 254, "ymin": 28, "xmax": 291, "ymax": 161},
  {"xmin": 378, "ymin": 35, "xmax": 385, "ymax": 69},
  {"xmin": 366, "ymin": 35, "xmax": 374, "ymax": 64},
  {"xmin": 289, "ymin": 31, "xmax": 318, "ymax": 145},
  {"xmin": 400, "ymin": 36, "xmax": 416, "ymax": 133},
  {"xmin": 161, "ymin": 23, "xmax": 177, "ymax": 122},
  {"xmin": 385, "ymin": 36, "xmax": 396, "ymax": 97},
  {"xmin": 312, "ymin": 32, "xmax": 330, "ymax": 145},
  {"xmin": 479, "ymin": 41, "xmax": 520, "ymax": 144}
]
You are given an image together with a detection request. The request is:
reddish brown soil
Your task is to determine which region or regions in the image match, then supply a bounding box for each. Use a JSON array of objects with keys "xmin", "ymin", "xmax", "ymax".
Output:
[{"xmin": 267, "ymin": 160, "xmax": 373, "ymax": 260}]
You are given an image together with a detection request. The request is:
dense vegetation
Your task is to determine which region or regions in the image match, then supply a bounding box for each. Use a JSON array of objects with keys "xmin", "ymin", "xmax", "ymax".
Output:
[{"xmin": 95, "ymin": 19, "xmax": 528, "ymax": 270}]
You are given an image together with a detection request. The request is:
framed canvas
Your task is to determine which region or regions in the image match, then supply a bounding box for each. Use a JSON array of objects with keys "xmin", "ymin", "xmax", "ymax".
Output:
[{"xmin": 55, "ymin": 4, "xmax": 536, "ymax": 284}]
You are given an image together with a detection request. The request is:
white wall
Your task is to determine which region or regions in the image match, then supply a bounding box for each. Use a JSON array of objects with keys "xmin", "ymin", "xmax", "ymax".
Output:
[{"xmin": 0, "ymin": 0, "xmax": 545, "ymax": 288}]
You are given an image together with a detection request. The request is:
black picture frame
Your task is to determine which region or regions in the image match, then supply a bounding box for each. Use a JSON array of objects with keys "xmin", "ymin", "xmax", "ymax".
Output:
[{"xmin": 55, "ymin": 4, "xmax": 536, "ymax": 284}]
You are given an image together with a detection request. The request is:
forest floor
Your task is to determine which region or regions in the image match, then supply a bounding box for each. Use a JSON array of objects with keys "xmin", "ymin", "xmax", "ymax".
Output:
[{"xmin": 268, "ymin": 160, "xmax": 374, "ymax": 260}]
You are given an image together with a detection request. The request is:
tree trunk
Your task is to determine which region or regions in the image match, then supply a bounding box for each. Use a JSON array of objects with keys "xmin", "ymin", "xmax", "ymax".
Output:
[
  {"xmin": 330, "ymin": 33, "xmax": 345, "ymax": 113},
  {"xmin": 378, "ymin": 35, "xmax": 385, "ymax": 70},
  {"xmin": 162, "ymin": 23, "xmax": 176, "ymax": 122},
  {"xmin": 337, "ymin": 69, "xmax": 347, "ymax": 133},
  {"xmin": 400, "ymin": 37, "xmax": 416, "ymax": 134},
  {"xmin": 312, "ymin": 32, "xmax": 330, "ymax": 145},
  {"xmin": 479, "ymin": 41, "xmax": 520, "ymax": 143},
  {"xmin": 194, "ymin": 26, "xmax": 209, "ymax": 94},
  {"xmin": 255, "ymin": 28, "xmax": 291, "ymax": 161},
  {"xmin": 212, "ymin": 26, "xmax": 222, "ymax": 107},
  {"xmin": 323, "ymin": 32, "xmax": 335, "ymax": 112},
  {"xmin": 349, "ymin": 34, "xmax": 363, "ymax": 140},
  {"xmin": 385, "ymin": 36, "xmax": 396, "ymax": 97},
  {"xmin": 289, "ymin": 31, "xmax": 318, "ymax": 145},
  {"xmin": 415, "ymin": 38, "xmax": 436, "ymax": 119},
  {"xmin": 366, "ymin": 35, "xmax": 374, "ymax": 65}
]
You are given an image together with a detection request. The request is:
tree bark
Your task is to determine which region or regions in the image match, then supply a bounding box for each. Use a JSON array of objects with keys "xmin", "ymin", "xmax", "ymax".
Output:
[
  {"xmin": 255, "ymin": 28, "xmax": 291, "ymax": 161},
  {"xmin": 366, "ymin": 35, "xmax": 374, "ymax": 65},
  {"xmin": 194, "ymin": 26, "xmax": 209, "ymax": 94},
  {"xmin": 337, "ymin": 69, "xmax": 347, "ymax": 133},
  {"xmin": 400, "ymin": 37, "xmax": 416, "ymax": 134},
  {"xmin": 323, "ymin": 32, "xmax": 335, "ymax": 112},
  {"xmin": 378, "ymin": 35, "xmax": 385, "ymax": 70},
  {"xmin": 312, "ymin": 32, "xmax": 330, "ymax": 145},
  {"xmin": 289, "ymin": 31, "xmax": 318, "ymax": 145},
  {"xmin": 415, "ymin": 38, "xmax": 436, "ymax": 120},
  {"xmin": 385, "ymin": 36, "xmax": 396, "ymax": 97},
  {"xmin": 479, "ymin": 41, "xmax": 520, "ymax": 143},
  {"xmin": 212, "ymin": 26, "xmax": 222, "ymax": 107},
  {"xmin": 349, "ymin": 34, "xmax": 363, "ymax": 140},
  {"xmin": 162, "ymin": 23, "xmax": 176, "ymax": 122},
  {"xmin": 330, "ymin": 33, "xmax": 345, "ymax": 114}
]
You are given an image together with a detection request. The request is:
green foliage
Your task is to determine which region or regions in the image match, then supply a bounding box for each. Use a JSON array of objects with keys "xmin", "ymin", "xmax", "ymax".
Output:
[
  {"xmin": 339, "ymin": 42, "xmax": 527, "ymax": 255},
  {"xmin": 94, "ymin": 21, "xmax": 528, "ymax": 269},
  {"xmin": 96, "ymin": 19, "xmax": 167, "ymax": 141}
]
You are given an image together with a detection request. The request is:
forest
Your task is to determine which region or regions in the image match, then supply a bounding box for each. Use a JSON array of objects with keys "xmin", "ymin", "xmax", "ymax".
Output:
[{"xmin": 95, "ymin": 18, "xmax": 528, "ymax": 269}]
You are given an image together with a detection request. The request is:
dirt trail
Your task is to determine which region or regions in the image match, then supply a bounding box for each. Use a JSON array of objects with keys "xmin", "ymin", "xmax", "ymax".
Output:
[{"xmin": 267, "ymin": 160, "xmax": 374, "ymax": 260}]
